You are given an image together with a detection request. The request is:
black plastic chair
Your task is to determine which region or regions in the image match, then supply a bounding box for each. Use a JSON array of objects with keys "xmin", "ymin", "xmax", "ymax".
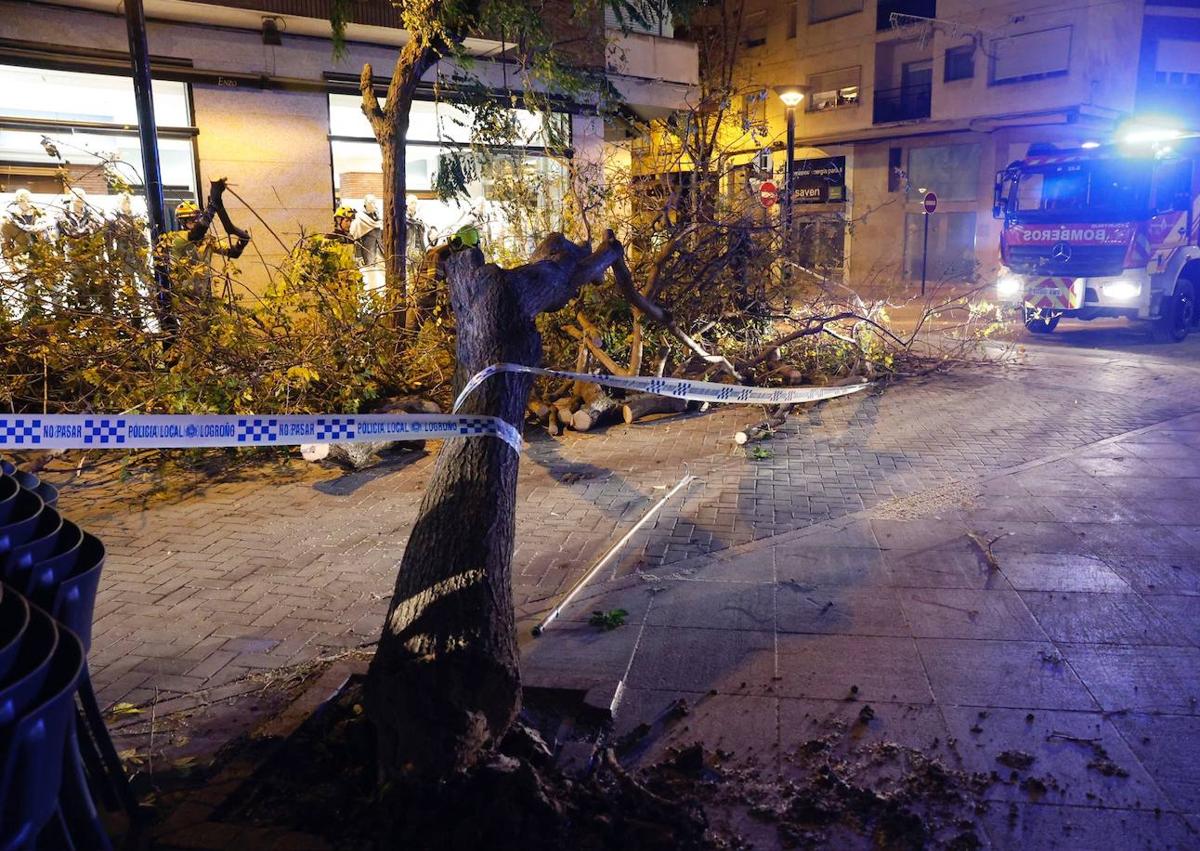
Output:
[
  {"xmin": 52, "ymin": 534, "xmax": 140, "ymax": 823},
  {"xmin": 0, "ymin": 617, "xmax": 84, "ymax": 851},
  {"xmin": 24, "ymin": 521, "xmax": 82, "ymax": 610},
  {"xmin": 1, "ymin": 508, "xmax": 62, "ymax": 594},
  {"xmin": 0, "ymin": 603, "xmax": 58, "ymax": 730},
  {"xmin": 0, "ymin": 492, "xmax": 43, "ymax": 558},
  {"xmin": 0, "ymin": 477, "xmax": 17, "ymax": 526},
  {"xmin": 0, "ymin": 589, "xmax": 30, "ymax": 685},
  {"xmin": 13, "ymin": 471, "xmax": 57, "ymax": 511}
]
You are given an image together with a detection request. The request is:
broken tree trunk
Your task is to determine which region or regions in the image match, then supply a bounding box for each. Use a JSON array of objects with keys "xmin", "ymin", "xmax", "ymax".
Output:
[
  {"xmin": 365, "ymin": 234, "xmax": 625, "ymax": 783},
  {"xmin": 622, "ymin": 393, "xmax": 687, "ymax": 424}
]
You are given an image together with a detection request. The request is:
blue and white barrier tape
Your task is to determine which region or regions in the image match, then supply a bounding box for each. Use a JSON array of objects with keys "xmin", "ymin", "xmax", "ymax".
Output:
[
  {"xmin": 454, "ymin": 363, "xmax": 869, "ymax": 413},
  {"xmin": 0, "ymin": 365, "xmax": 867, "ymax": 456},
  {"xmin": 0, "ymin": 413, "xmax": 524, "ymax": 453}
]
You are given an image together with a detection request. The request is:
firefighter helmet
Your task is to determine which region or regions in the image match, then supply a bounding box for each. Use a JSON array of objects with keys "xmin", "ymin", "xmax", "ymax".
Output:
[
  {"xmin": 334, "ymin": 206, "xmax": 356, "ymax": 220},
  {"xmin": 175, "ymin": 200, "xmax": 201, "ymax": 219}
]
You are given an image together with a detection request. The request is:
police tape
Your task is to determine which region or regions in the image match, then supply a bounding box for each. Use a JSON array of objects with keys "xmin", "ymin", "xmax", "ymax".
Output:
[
  {"xmin": 0, "ymin": 413, "xmax": 524, "ymax": 453},
  {"xmin": 0, "ymin": 367, "xmax": 868, "ymax": 456},
  {"xmin": 453, "ymin": 363, "xmax": 870, "ymax": 413}
]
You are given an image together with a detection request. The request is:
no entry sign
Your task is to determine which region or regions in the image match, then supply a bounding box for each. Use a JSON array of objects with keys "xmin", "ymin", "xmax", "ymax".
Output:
[
  {"xmin": 923, "ymin": 191, "xmax": 938, "ymax": 214},
  {"xmin": 759, "ymin": 181, "xmax": 778, "ymax": 208}
]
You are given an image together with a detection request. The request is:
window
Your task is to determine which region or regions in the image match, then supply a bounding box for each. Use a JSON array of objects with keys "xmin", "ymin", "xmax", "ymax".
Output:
[
  {"xmin": 326, "ymin": 93, "xmax": 567, "ymax": 253},
  {"xmin": 810, "ymin": 0, "xmax": 862, "ymax": 24},
  {"xmin": 788, "ymin": 2, "xmax": 798, "ymax": 38},
  {"xmin": 0, "ymin": 64, "xmax": 196, "ymax": 219},
  {"xmin": 1155, "ymin": 38, "xmax": 1200, "ymax": 89},
  {"xmin": 990, "ymin": 26, "xmax": 1072, "ymax": 85},
  {"xmin": 907, "ymin": 143, "xmax": 981, "ymax": 201},
  {"xmin": 1154, "ymin": 159, "xmax": 1193, "ymax": 213},
  {"xmin": 904, "ymin": 211, "xmax": 977, "ymax": 280},
  {"xmin": 807, "ymin": 67, "xmax": 860, "ymax": 112},
  {"xmin": 743, "ymin": 10, "xmax": 767, "ymax": 48},
  {"xmin": 741, "ymin": 89, "xmax": 767, "ymax": 129},
  {"xmin": 944, "ymin": 45, "xmax": 975, "ymax": 81}
]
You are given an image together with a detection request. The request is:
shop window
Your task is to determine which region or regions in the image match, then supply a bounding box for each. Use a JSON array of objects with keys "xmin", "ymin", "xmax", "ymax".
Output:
[
  {"xmin": 903, "ymin": 211, "xmax": 977, "ymax": 280},
  {"xmin": 944, "ymin": 45, "xmax": 975, "ymax": 82},
  {"xmin": 327, "ymin": 93, "xmax": 568, "ymax": 254},
  {"xmin": 907, "ymin": 143, "xmax": 981, "ymax": 201},
  {"xmin": 807, "ymin": 67, "xmax": 860, "ymax": 112},
  {"xmin": 810, "ymin": 0, "xmax": 862, "ymax": 24},
  {"xmin": 0, "ymin": 63, "xmax": 196, "ymax": 217},
  {"xmin": 743, "ymin": 10, "xmax": 768, "ymax": 48},
  {"xmin": 990, "ymin": 26, "xmax": 1072, "ymax": 85}
]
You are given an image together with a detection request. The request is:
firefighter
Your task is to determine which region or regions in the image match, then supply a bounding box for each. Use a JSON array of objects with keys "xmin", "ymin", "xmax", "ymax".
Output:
[{"xmin": 159, "ymin": 178, "xmax": 251, "ymax": 304}]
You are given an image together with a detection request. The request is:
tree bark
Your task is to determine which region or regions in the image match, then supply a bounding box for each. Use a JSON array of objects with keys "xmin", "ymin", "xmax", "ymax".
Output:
[
  {"xmin": 365, "ymin": 234, "xmax": 625, "ymax": 782},
  {"xmin": 359, "ymin": 51, "xmax": 437, "ymax": 322}
]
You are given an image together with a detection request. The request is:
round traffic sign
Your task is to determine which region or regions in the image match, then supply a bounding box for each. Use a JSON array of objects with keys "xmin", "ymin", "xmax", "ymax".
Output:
[
  {"xmin": 759, "ymin": 181, "xmax": 778, "ymax": 208},
  {"xmin": 923, "ymin": 191, "xmax": 938, "ymax": 214}
]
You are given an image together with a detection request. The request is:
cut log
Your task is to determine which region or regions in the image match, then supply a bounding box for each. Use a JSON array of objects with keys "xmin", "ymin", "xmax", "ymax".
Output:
[
  {"xmin": 571, "ymin": 392, "xmax": 621, "ymax": 432},
  {"xmin": 547, "ymin": 406, "xmax": 562, "ymax": 436},
  {"xmin": 552, "ymin": 395, "xmax": 579, "ymax": 426},
  {"xmin": 622, "ymin": 393, "xmax": 687, "ymax": 424},
  {"xmin": 734, "ymin": 404, "xmax": 795, "ymax": 446}
]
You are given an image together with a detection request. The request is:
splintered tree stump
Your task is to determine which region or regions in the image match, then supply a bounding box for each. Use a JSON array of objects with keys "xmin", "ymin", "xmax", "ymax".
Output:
[
  {"xmin": 571, "ymin": 392, "xmax": 620, "ymax": 432},
  {"xmin": 622, "ymin": 393, "xmax": 687, "ymax": 424},
  {"xmin": 365, "ymin": 233, "xmax": 627, "ymax": 783}
]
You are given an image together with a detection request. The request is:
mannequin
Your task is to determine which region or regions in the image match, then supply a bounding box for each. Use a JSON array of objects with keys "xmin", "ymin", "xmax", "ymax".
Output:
[
  {"xmin": 58, "ymin": 188, "xmax": 103, "ymax": 239},
  {"xmin": 58, "ymin": 187, "xmax": 107, "ymax": 312},
  {"xmin": 350, "ymin": 193, "xmax": 385, "ymax": 292},
  {"xmin": 2, "ymin": 189, "xmax": 49, "ymax": 316},
  {"xmin": 107, "ymin": 192, "xmax": 148, "ymax": 326}
]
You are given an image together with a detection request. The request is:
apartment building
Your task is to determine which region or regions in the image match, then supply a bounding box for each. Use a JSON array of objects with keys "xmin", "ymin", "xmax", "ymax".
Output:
[
  {"xmin": 732, "ymin": 0, "xmax": 1200, "ymax": 286},
  {"xmin": 0, "ymin": 0, "xmax": 697, "ymax": 281}
]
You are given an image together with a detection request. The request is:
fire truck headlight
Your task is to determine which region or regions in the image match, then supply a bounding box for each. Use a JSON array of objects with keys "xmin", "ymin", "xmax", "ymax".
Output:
[
  {"xmin": 997, "ymin": 275, "xmax": 1022, "ymax": 297},
  {"xmin": 1101, "ymin": 280, "xmax": 1142, "ymax": 301}
]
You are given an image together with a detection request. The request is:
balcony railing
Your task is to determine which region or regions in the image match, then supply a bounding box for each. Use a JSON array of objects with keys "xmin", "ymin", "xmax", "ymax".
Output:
[{"xmin": 872, "ymin": 84, "xmax": 931, "ymax": 124}]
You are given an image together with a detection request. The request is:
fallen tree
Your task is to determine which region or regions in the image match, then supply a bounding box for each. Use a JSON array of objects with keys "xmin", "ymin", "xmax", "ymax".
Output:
[{"xmin": 364, "ymin": 232, "xmax": 628, "ymax": 781}]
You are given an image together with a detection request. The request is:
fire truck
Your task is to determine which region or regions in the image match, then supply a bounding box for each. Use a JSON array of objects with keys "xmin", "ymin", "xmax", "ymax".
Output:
[{"xmin": 993, "ymin": 135, "xmax": 1200, "ymax": 341}]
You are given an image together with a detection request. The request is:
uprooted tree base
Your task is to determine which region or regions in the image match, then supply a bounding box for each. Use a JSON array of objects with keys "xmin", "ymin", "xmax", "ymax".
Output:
[{"xmin": 223, "ymin": 679, "xmax": 1005, "ymax": 850}]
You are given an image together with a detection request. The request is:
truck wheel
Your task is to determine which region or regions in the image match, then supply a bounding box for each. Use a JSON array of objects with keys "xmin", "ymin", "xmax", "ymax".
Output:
[
  {"xmin": 1151, "ymin": 279, "xmax": 1196, "ymax": 343},
  {"xmin": 1024, "ymin": 310, "xmax": 1059, "ymax": 334}
]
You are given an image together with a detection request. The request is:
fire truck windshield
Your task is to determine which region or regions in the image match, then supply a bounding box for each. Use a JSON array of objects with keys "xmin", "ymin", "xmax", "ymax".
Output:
[{"xmin": 1011, "ymin": 159, "xmax": 1154, "ymax": 222}]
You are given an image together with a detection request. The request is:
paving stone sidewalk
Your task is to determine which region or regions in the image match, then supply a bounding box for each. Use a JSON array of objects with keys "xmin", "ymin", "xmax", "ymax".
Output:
[
  {"xmin": 524, "ymin": 408, "xmax": 1200, "ymax": 848},
  {"xmin": 32, "ymin": 328, "xmax": 1198, "ymax": 787}
]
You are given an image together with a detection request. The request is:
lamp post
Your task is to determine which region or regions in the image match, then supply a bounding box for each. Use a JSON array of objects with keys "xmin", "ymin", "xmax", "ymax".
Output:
[{"xmin": 774, "ymin": 86, "xmax": 807, "ymax": 266}]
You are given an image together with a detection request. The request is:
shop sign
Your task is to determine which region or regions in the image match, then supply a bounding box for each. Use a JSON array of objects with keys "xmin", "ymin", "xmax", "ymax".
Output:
[{"xmin": 791, "ymin": 156, "xmax": 846, "ymax": 204}]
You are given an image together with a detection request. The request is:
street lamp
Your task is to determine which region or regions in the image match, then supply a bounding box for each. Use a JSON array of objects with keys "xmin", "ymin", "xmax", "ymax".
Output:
[{"xmin": 774, "ymin": 85, "xmax": 808, "ymax": 265}]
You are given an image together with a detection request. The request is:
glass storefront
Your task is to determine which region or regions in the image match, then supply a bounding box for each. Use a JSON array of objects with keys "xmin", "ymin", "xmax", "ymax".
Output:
[
  {"xmin": 0, "ymin": 64, "xmax": 198, "ymax": 225},
  {"xmin": 327, "ymin": 93, "xmax": 569, "ymax": 258}
]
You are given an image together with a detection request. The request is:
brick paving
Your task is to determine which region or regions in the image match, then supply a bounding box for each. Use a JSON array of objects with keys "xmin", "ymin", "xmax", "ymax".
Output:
[{"xmin": 48, "ymin": 325, "xmax": 1200, "ymax": 730}]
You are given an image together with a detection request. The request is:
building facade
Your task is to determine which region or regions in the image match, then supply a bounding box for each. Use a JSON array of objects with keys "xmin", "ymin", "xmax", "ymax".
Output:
[
  {"xmin": 0, "ymin": 0, "xmax": 697, "ymax": 284},
  {"xmin": 731, "ymin": 0, "xmax": 1200, "ymax": 287}
]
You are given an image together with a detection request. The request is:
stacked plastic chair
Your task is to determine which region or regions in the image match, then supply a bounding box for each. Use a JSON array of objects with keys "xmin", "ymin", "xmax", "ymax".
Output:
[{"xmin": 0, "ymin": 458, "xmax": 126, "ymax": 849}]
